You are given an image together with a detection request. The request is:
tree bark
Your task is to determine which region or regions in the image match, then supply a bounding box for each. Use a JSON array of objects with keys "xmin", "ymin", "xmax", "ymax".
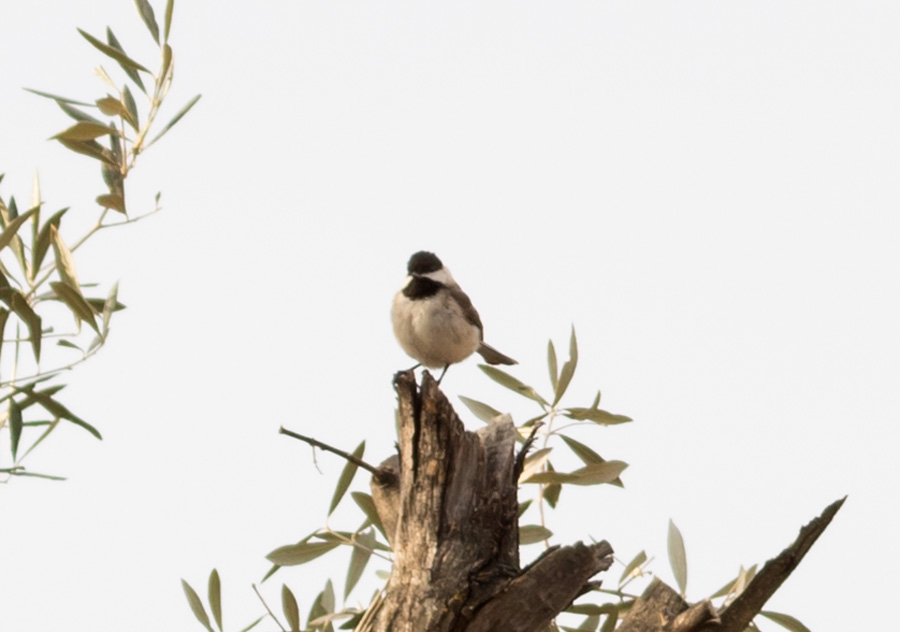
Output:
[
  {"xmin": 615, "ymin": 578, "xmax": 690, "ymax": 632},
  {"xmin": 362, "ymin": 370, "xmax": 843, "ymax": 632},
  {"xmin": 365, "ymin": 371, "xmax": 613, "ymax": 632},
  {"xmin": 704, "ymin": 495, "xmax": 846, "ymax": 632},
  {"xmin": 616, "ymin": 497, "xmax": 846, "ymax": 632}
]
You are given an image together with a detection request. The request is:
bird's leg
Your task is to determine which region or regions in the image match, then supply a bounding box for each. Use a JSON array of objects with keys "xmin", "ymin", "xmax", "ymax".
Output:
[
  {"xmin": 406, "ymin": 362, "xmax": 422, "ymax": 372},
  {"xmin": 437, "ymin": 363, "xmax": 450, "ymax": 384}
]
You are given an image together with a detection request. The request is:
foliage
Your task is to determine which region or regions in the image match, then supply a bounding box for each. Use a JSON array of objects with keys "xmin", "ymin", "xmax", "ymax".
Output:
[
  {"xmin": 0, "ymin": 0, "xmax": 199, "ymax": 482},
  {"xmin": 183, "ymin": 327, "xmax": 813, "ymax": 631}
]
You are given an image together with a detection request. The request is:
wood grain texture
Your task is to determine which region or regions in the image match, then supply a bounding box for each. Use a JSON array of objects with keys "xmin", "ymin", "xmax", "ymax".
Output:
[
  {"xmin": 464, "ymin": 540, "xmax": 614, "ymax": 632},
  {"xmin": 617, "ymin": 498, "xmax": 846, "ymax": 632},
  {"xmin": 708, "ymin": 496, "xmax": 846, "ymax": 632},
  {"xmin": 616, "ymin": 578, "xmax": 689, "ymax": 632},
  {"xmin": 366, "ymin": 371, "xmax": 613, "ymax": 632},
  {"xmin": 363, "ymin": 370, "xmax": 841, "ymax": 632}
]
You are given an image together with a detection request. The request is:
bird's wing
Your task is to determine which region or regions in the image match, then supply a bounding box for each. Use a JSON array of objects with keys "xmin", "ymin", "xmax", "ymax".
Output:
[{"xmin": 448, "ymin": 285, "xmax": 484, "ymax": 337}]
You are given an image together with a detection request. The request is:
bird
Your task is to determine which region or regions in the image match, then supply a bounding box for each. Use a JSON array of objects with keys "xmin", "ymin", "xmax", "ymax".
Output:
[{"xmin": 392, "ymin": 250, "xmax": 517, "ymax": 383}]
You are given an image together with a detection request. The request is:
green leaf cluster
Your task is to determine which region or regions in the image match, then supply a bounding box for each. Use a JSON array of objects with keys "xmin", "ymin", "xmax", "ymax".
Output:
[
  {"xmin": 1, "ymin": 0, "xmax": 197, "ymax": 481},
  {"xmin": 180, "ymin": 435, "xmax": 397, "ymax": 631},
  {"xmin": 30, "ymin": 0, "xmax": 200, "ymax": 216},
  {"xmin": 182, "ymin": 570, "xmax": 266, "ymax": 632},
  {"xmin": 460, "ymin": 326, "xmax": 632, "ymax": 547}
]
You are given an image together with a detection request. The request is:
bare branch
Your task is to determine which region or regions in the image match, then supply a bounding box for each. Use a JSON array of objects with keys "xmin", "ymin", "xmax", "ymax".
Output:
[
  {"xmin": 279, "ymin": 426, "xmax": 380, "ymax": 476},
  {"xmin": 251, "ymin": 583, "xmax": 286, "ymax": 632},
  {"xmin": 710, "ymin": 496, "xmax": 847, "ymax": 632},
  {"xmin": 514, "ymin": 420, "xmax": 544, "ymax": 480}
]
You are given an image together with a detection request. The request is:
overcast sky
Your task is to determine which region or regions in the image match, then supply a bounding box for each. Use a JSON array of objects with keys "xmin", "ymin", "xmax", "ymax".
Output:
[{"xmin": 1, "ymin": 2, "xmax": 898, "ymax": 631}]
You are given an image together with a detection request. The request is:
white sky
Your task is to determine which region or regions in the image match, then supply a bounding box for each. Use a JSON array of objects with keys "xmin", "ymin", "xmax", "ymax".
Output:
[{"xmin": 1, "ymin": 1, "xmax": 898, "ymax": 631}]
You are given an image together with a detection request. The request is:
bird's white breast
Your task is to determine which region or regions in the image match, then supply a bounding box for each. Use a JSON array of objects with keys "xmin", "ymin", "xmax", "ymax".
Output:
[{"xmin": 391, "ymin": 286, "xmax": 481, "ymax": 368}]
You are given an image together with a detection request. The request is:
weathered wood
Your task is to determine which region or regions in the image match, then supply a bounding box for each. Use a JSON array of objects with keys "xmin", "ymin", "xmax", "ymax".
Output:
[
  {"xmin": 465, "ymin": 540, "xmax": 614, "ymax": 632},
  {"xmin": 618, "ymin": 497, "xmax": 846, "ymax": 632},
  {"xmin": 367, "ymin": 371, "xmax": 520, "ymax": 632},
  {"xmin": 370, "ymin": 455, "xmax": 400, "ymax": 546},
  {"xmin": 365, "ymin": 371, "xmax": 613, "ymax": 632},
  {"xmin": 616, "ymin": 578, "xmax": 689, "ymax": 632},
  {"xmin": 362, "ymin": 368, "xmax": 841, "ymax": 632},
  {"xmin": 706, "ymin": 496, "xmax": 847, "ymax": 632},
  {"xmin": 671, "ymin": 600, "xmax": 719, "ymax": 631}
]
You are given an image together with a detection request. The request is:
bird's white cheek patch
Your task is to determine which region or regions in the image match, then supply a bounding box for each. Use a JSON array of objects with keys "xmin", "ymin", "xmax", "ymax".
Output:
[{"xmin": 422, "ymin": 268, "xmax": 455, "ymax": 286}]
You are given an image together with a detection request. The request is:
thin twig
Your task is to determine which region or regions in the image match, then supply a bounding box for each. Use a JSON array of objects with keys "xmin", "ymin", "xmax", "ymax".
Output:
[
  {"xmin": 538, "ymin": 410, "xmax": 558, "ymax": 550},
  {"xmin": 252, "ymin": 583, "xmax": 286, "ymax": 632},
  {"xmin": 2, "ymin": 330, "xmax": 89, "ymax": 342},
  {"xmin": 514, "ymin": 420, "xmax": 544, "ymax": 479},
  {"xmin": 279, "ymin": 427, "xmax": 380, "ymax": 476},
  {"xmin": 0, "ymin": 340, "xmax": 105, "ymax": 388},
  {"xmin": 548, "ymin": 420, "xmax": 592, "ymax": 436},
  {"xmin": 322, "ymin": 526, "xmax": 393, "ymax": 563},
  {"xmin": 68, "ymin": 208, "xmax": 110, "ymax": 252},
  {"xmin": 96, "ymin": 205, "xmax": 162, "ymax": 230},
  {"xmin": 27, "ymin": 205, "xmax": 160, "ymax": 299},
  {"xmin": 353, "ymin": 589, "xmax": 385, "ymax": 632},
  {"xmin": 595, "ymin": 587, "xmax": 642, "ymax": 601},
  {"xmin": 617, "ymin": 555, "xmax": 655, "ymax": 592},
  {"xmin": 132, "ymin": 43, "xmax": 171, "ymax": 158}
]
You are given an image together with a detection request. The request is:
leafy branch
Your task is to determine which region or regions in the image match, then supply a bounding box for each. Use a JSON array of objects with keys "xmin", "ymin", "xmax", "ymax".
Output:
[
  {"xmin": 460, "ymin": 326, "xmax": 631, "ymax": 548},
  {"xmin": 0, "ymin": 0, "xmax": 199, "ymax": 482},
  {"xmin": 181, "ymin": 329, "xmax": 820, "ymax": 632}
]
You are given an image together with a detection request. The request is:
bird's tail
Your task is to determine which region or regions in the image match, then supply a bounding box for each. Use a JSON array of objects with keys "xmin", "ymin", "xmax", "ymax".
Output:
[{"xmin": 477, "ymin": 342, "xmax": 517, "ymax": 366}]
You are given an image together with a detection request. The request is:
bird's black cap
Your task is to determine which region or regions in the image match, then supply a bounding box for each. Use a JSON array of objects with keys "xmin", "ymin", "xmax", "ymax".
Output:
[{"xmin": 407, "ymin": 251, "xmax": 443, "ymax": 275}]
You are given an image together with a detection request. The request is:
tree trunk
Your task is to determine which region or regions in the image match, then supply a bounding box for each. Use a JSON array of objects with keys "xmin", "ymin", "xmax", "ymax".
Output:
[{"xmin": 365, "ymin": 371, "xmax": 613, "ymax": 632}]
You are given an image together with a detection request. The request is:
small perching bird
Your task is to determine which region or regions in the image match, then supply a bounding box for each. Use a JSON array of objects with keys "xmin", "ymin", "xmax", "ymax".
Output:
[{"xmin": 391, "ymin": 251, "xmax": 517, "ymax": 382}]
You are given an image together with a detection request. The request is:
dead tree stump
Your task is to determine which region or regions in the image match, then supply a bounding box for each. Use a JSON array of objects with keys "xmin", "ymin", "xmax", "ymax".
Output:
[
  {"xmin": 366, "ymin": 371, "xmax": 613, "ymax": 632},
  {"xmin": 359, "ymin": 370, "xmax": 843, "ymax": 632}
]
